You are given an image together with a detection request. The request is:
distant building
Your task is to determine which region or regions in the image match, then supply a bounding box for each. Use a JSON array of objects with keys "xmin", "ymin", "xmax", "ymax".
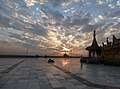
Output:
[
  {"xmin": 101, "ymin": 35, "xmax": 120, "ymax": 61},
  {"xmin": 85, "ymin": 30, "xmax": 101, "ymax": 58},
  {"xmin": 63, "ymin": 53, "xmax": 69, "ymax": 58}
]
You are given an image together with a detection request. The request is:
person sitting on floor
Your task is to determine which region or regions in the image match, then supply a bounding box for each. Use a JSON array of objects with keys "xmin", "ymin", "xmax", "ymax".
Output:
[{"xmin": 48, "ymin": 59, "xmax": 55, "ymax": 63}]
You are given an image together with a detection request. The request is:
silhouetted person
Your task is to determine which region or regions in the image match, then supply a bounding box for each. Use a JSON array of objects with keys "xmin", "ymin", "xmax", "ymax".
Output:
[
  {"xmin": 80, "ymin": 56, "xmax": 83, "ymax": 63},
  {"xmin": 80, "ymin": 56, "xmax": 83, "ymax": 69},
  {"xmin": 48, "ymin": 59, "xmax": 55, "ymax": 63},
  {"xmin": 80, "ymin": 62, "xmax": 83, "ymax": 69},
  {"xmin": 80, "ymin": 58, "xmax": 83, "ymax": 64}
]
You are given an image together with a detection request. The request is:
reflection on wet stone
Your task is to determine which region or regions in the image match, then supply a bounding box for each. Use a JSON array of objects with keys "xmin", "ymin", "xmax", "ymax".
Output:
[{"xmin": 0, "ymin": 58, "xmax": 120, "ymax": 89}]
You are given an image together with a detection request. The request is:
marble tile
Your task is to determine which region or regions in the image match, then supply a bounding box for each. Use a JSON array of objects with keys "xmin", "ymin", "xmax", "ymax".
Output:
[{"xmin": 0, "ymin": 58, "xmax": 120, "ymax": 89}]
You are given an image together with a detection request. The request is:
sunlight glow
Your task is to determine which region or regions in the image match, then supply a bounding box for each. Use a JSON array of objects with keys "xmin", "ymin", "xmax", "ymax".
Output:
[
  {"xmin": 62, "ymin": 60, "xmax": 70, "ymax": 66},
  {"xmin": 62, "ymin": 47, "xmax": 70, "ymax": 52}
]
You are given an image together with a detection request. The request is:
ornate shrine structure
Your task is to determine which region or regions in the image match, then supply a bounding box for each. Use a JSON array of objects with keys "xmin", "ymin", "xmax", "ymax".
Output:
[
  {"xmin": 85, "ymin": 30, "xmax": 101, "ymax": 58},
  {"xmin": 101, "ymin": 35, "xmax": 120, "ymax": 61},
  {"xmin": 86, "ymin": 30, "xmax": 120, "ymax": 62}
]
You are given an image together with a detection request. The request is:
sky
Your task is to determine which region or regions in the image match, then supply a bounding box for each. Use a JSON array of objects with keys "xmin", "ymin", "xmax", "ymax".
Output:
[{"xmin": 0, "ymin": 0, "xmax": 120, "ymax": 56}]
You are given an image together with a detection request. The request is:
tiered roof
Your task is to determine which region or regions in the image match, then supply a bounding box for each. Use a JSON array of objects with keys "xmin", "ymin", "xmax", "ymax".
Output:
[{"xmin": 91, "ymin": 30, "xmax": 99, "ymax": 49}]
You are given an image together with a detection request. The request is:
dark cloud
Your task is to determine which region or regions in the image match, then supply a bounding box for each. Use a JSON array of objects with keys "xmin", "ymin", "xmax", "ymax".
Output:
[
  {"xmin": 0, "ymin": 14, "xmax": 11, "ymax": 28},
  {"xmin": 41, "ymin": 6, "xmax": 64, "ymax": 22},
  {"xmin": 48, "ymin": 0, "xmax": 61, "ymax": 7},
  {"xmin": 29, "ymin": 23, "xmax": 48, "ymax": 36},
  {"xmin": 72, "ymin": 18, "xmax": 90, "ymax": 26},
  {"xmin": 43, "ymin": 0, "xmax": 76, "ymax": 7},
  {"xmin": 81, "ymin": 23, "xmax": 104, "ymax": 33},
  {"xmin": 108, "ymin": 10, "xmax": 120, "ymax": 18},
  {"xmin": 100, "ymin": 10, "xmax": 120, "ymax": 21},
  {"xmin": 8, "ymin": 32, "xmax": 40, "ymax": 49},
  {"xmin": 112, "ymin": 22, "xmax": 120, "ymax": 29},
  {"xmin": 63, "ymin": 17, "xmax": 90, "ymax": 27}
]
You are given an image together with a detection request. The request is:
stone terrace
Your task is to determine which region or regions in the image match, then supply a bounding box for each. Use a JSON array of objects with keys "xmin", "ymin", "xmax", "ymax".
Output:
[{"xmin": 0, "ymin": 58, "xmax": 120, "ymax": 89}]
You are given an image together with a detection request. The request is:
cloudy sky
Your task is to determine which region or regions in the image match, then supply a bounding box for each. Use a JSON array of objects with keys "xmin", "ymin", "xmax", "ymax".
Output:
[{"xmin": 0, "ymin": 0, "xmax": 120, "ymax": 56}]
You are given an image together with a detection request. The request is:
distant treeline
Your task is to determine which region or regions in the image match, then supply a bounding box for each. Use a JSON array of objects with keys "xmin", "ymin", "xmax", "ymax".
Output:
[{"xmin": 0, "ymin": 55, "xmax": 80, "ymax": 58}]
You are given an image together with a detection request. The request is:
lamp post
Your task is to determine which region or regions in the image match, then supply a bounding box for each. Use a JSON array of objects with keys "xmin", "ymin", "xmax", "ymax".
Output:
[{"xmin": 26, "ymin": 47, "xmax": 29, "ymax": 56}]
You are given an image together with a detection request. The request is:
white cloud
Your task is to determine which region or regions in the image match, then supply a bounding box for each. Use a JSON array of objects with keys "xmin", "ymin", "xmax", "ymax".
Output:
[
  {"xmin": 64, "ymin": 7, "xmax": 76, "ymax": 13},
  {"xmin": 96, "ymin": 0, "xmax": 104, "ymax": 5},
  {"xmin": 117, "ymin": 0, "xmax": 120, "ymax": 6},
  {"xmin": 108, "ymin": 4, "xmax": 115, "ymax": 9},
  {"xmin": 24, "ymin": 0, "xmax": 37, "ymax": 7}
]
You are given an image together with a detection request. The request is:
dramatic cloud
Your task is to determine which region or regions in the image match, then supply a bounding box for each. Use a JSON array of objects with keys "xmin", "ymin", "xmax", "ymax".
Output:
[{"xmin": 0, "ymin": 0, "xmax": 120, "ymax": 56}]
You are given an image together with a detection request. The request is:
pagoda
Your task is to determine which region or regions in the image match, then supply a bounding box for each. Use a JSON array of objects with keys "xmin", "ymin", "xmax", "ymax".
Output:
[
  {"xmin": 63, "ymin": 53, "xmax": 69, "ymax": 58},
  {"xmin": 86, "ymin": 30, "xmax": 101, "ymax": 57}
]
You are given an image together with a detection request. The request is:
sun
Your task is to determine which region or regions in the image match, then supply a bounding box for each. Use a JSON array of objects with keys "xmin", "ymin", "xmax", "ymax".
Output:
[{"xmin": 62, "ymin": 47, "xmax": 70, "ymax": 52}]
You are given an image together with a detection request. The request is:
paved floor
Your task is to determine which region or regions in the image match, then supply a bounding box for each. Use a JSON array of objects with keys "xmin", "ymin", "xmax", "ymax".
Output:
[{"xmin": 0, "ymin": 58, "xmax": 120, "ymax": 89}]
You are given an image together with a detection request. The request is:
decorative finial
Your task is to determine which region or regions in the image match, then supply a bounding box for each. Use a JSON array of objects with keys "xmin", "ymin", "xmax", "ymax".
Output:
[
  {"xmin": 102, "ymin": 42, "xmax": 104, "ymax": 46},
  {"xmin": 107, "ymin": 37, "xmax": 109, "ymax": 44},
  {"xmin": 107, "ymin": 37, "xmax": 108, "ymax": 40},
  {"xmin": 113, "ymin": 35, "xmax": 116, "ymax": 39},
  {"xmin": 93, "ymin": 30, "xmax": 96, "ymax": 38}
]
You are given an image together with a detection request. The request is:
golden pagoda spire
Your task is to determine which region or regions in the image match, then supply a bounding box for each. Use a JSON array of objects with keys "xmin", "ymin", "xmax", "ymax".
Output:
[
  {"xmin": 94, "ymin": 30, "xmax": 96, "ymax": 38},
  {"xmin": 91, "ymin": 30, "xmax": 99, "ymax": 49}
]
